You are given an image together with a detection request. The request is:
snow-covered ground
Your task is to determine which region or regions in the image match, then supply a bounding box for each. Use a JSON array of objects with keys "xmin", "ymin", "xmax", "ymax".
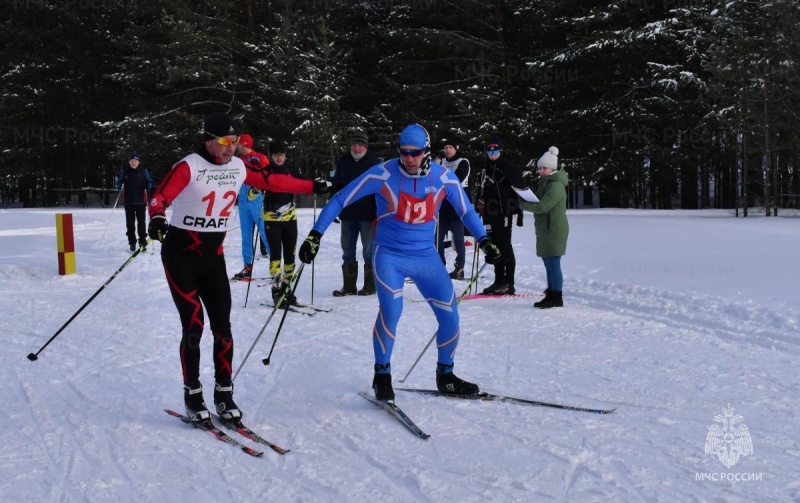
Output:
[{"xmin": 0, "ymin": 207, "xmax": 797, "ymax": 502}]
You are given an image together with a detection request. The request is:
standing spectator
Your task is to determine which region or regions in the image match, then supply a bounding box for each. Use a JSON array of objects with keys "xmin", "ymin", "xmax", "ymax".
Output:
[
  {"xmin": 331, "ymin": 129, "xmax": 380, "ymax": 296},
  {"xmin": 475, "ymin": 138, "xmax": 523, "ymax": 295},
  {"xmin": 297, "ymin": 124, "xmax": 502, "ymax": 402},
  {"xmin": 147, "ymin": 112, "xmax": 329, "ymax": 423},
  {"xmin": 262, "ymin": 140, "xmax": 302, "ymax": 307},
  {"xmin": 518, "ymin": 147, "xmax": 569, "ymax": 308},
  {"xmin": 231, "ymin": 134, "xmax": 270, "ymax": 281},
  {"xmin": 116, "ymin": 152, "xmax": 153, "ymax": 252},
  {"xmin": 436, "ymin": 137, "xmax": 471, "ymax": 279}
]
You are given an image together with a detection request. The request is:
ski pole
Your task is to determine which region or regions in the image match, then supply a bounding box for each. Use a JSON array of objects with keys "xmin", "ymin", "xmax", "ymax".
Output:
[
  {"xmin": 97, "ymin": 188, "xmax": 122, "ymax": 248},
  {"xmin": 398, "ymin": 262, "xmax": 489, "ymax": 383},
  {"xmin": 243, "ymin": 225, "xmax": 259, "ymax": 308},
  {"xmin": 233, "ymin": 262, "xmax": 304, "ymax": 380},
  {"xmin": 27, "ymin": 239, "xmax": 150, "ymax": 361},
  {"xmin": 261, "ymin": 262, "xmax": 306, "ymax": 366},
  {"xmin": 311, "ymin": 195, "xmax": 317, "ymax": 306},
  {"xmin": 470, "ymin": 236, "xmax": 479, "ymax": 294}
]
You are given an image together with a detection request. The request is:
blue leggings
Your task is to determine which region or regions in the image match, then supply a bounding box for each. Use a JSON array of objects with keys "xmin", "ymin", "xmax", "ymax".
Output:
[
  {"xmin": 239, "ymin": 198, "xmax": 268, "ymax": 266},
  {"xmin": 542, "ymin": 256, "xmax": 563, "ymax": 291},
  {"xmin": 372, "ymin": 245, "xmax": 461, "ymax": 367}
]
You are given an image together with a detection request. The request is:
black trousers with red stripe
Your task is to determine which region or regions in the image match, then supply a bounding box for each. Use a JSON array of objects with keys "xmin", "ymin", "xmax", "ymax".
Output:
[{"xmin": 160, "ymin": 227, "xmax": 234, "ymax": 385}]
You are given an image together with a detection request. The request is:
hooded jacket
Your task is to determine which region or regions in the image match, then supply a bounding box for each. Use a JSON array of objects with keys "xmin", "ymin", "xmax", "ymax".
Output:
[{"xmin": 519, "ymin": 168, "xmax": 569, "ymax": 257}]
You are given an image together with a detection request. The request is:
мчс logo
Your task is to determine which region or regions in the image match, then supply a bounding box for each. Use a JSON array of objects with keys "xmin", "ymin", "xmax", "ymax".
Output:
[{"xmin": 704, "ymin": 405, "xmax": 753, "ymax": 469}]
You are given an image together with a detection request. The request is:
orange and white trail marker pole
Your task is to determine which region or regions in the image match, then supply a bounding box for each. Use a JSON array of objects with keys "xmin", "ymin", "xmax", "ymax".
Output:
[{"xmin": 56, "ymin": 213, "xmax": 76, "ymax": 275}]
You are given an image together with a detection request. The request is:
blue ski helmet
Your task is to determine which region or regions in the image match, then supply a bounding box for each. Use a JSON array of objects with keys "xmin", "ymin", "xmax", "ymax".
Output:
[{"xmin": 397, "ymin": 124, "xmax": 432, "ymax": 176}]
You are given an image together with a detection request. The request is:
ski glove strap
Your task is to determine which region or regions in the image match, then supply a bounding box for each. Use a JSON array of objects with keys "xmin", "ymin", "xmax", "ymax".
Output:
[
  {"xmin": 148, "ymin": 215, "xmax": 169, "ymax": 242},
  {"xmin": 299, "ymin": 230, "xmax": 322, "ymax": 263},
  {"xmin": 478, "ymin": 237, "xmax": 502, "ymax": 264}
]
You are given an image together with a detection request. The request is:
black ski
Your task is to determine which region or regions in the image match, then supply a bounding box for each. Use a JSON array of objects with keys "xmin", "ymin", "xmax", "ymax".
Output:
[
  {"xmin": 214, "ymin": 415, "xmax": 291, "ymax": 455},
  {"xmin": 358, "ymin": 391, "xmax": 430, "ymax": 439},
  {"xmin": 396, "ymin": 389, "xmax": 616, "ymax": 414},
  {"xmin": 259, "ymin": 302, "xmax": 317, "ymax": 316},
  {"xmin": 289, "ymin": 302, "xmax": 332, "ymax": 313},
  {"xmin": 164, "ymin": 409, "xmax": 264, "ymax": 457}
]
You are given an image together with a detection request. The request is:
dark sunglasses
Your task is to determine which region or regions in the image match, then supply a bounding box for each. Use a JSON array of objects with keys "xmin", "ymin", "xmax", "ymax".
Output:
[{"xmin": 399, "ymin": 148, "xmax": 424, "ymax": 157}]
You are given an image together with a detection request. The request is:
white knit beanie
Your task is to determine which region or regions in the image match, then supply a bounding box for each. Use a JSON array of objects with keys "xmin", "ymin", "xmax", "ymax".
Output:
[{"xmin": 537, "ymin": 146, "xmax": 559, "ymax": 170}]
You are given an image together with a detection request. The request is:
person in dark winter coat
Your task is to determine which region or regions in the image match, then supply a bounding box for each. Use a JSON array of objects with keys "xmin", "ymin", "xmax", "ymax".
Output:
[
  {"xmin": 330, "ymin": 129, "xmax": 381, "ymax": 296},
  {"xmin": 436, "ymin": 138, "xmax": 471, "ymax": 279},
  {"xmin": 518, "ymin": 146, "xmax": 569, "ymax": 308},
  {"xmin": 116, "ymin": 152, "xmax": 154, "ymax": 251},
  {"xmin": 475, "ymin": 138, "xmax": 523, "ymax": 294}
]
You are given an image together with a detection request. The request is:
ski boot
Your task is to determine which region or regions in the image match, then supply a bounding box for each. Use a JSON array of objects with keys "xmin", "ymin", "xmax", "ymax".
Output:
[
  {"xmin": 184, "ymin": 381, "xmax": 211, "ymax": 422},
  {"xmin": 232, "ymin": 265, "xmax": 252, "ymax": 281},
  {"xmin": 214, "ymin": 380, "xmax": 242, "ymax": 421},
  {"xmin": 436, "ymin": 363, "xmax": 479, "ymax": 395},
  {"xmin": 372, "ymin": 363, "xmax": 394, "ymax": 402}
]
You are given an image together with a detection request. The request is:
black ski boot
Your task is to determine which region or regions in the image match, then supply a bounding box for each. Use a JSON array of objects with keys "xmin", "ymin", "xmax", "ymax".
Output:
[
  {"xmin": 214, "ymin": 380, "xmax": 242, "ymax": 421},
  {"xmin": 372, "ymin": 363, "xmax": 394, "ymax": 402},
  {"xmin": 436, "ymin": 363, "xmax": 479, "ymax": 395},
  {"xmin": 482, "ymin": 281, "xmax": 510, "ymax": 295},
  {"xmin": 184, "ymin": 381, "xmax": 211, "ymax": 422},
  {"xmin": 449, "ymin": 267, "xmax": 465, "ymax": 280},
  {"xmin": 232, "ymin": 265, "xmax": 252, "ymax": 281}
]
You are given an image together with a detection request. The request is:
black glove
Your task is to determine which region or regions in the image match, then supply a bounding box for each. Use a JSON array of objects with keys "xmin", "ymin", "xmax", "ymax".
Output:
[
  {"xmin": 313, "ymin": 179, "xmax": 333, "ymax": 194},
  {"xmin": 516, "ymin": 210, "xmax": 524, "ymax": 227},
  {"xmin": 478, "ymin": 237, "xmax": 501, "ymax": 264},
  {"xmin": 298, "ymin": 230, "xmax": 322, "ymax": 263},
  {"xmin": 148, "ymin": 215, "xmax": 168, "ymax": 242}
]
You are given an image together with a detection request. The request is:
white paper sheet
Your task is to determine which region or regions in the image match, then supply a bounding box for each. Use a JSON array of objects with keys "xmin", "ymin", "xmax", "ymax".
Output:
[{"xmin": 513, "ymin": 187, "xmax": 539, "ymax": 203}]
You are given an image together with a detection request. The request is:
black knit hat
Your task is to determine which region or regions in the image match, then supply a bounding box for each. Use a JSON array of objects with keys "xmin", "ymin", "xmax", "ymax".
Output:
[
  {"xmin": 440, "ymin": 138, "xmax": 459, "ymax": 150},
  {"xmin": 269, "ymin": 140, "xmax": 287, "ymax": 154},
  {"xmin": 128, "ymin": 151, "xmax": 140, "ymax": 160},
  {"xmin": 349, "ymin": 130, "xmax": 369, "ymax": 147},
  {"xmin": 203, "ymin": 113, "xmax": 239, "ymax": 140}
]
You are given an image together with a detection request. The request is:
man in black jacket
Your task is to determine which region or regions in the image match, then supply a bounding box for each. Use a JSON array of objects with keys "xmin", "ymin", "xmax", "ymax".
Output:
[
  {"xmin": 476, "ymin": 138, "xmax": 522, "ymax": 294},
  {"xmin": 436, "ymin": 138, "xmax": 471, "ymax": 279},
  {"xmin": 331, "ymin": 130, "xmax": 380, "ymax": 296},
  {"xmin": 116, "ymin": 152, "xmax": 154, "ymax": 251}
]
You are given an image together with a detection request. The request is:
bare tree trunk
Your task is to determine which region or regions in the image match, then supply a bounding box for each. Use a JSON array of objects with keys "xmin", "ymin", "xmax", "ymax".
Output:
[{"xmin": 245, "ymin": 0, "xmax": 255, "ymax": 31}]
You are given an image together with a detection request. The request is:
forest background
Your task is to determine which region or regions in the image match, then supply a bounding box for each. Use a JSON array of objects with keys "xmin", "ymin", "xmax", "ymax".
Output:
[{"xmin": 2, "ymin": 0, "xmax": 798, "ymax": 212}]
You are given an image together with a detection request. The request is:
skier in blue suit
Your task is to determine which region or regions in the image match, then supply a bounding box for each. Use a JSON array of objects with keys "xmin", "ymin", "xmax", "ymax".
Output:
[
  {"xmin": 299, "ymin": 124, "xmax": 502, "ymax": 402},
  {"xmin": 231, "ymin": 134, "xmax": 271, "ymax": 280}
]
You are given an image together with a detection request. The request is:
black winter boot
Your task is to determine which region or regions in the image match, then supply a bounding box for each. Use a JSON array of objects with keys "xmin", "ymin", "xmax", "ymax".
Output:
[
  {"xmin": 482, "ymin": 281, "xmax": 510, "ymax": 295},
  {"xmin": 436, "ymin": 363, "xmax": 479, "ymax": 395},
  {"xmin": 184, "ymin": 381, "xmax": 211, "ymax": 422},
  {"xmin": 214, "ymin": 380, "xmax": 242, "ymax": 421},
  {"xmin": 482, "ymin": 263, "xmax": 507, "ymax": 294},
  {"xmin": 533, "ymin": 290, "xmax": 550, "ymax": 308},
  {"xmin": 358, "ymin": 263, "xmax": 376, "ymax": 296},
  {"xmin": 535, "ymin": 290, "xmax": 563, "ymax": 309},
  {"xmin": 333, "ymin": 262, "xmax": 358, "ymax": 297},
  {"xmin": 372, "ymin": 363, "xmax": 394, "ymax": 402}
]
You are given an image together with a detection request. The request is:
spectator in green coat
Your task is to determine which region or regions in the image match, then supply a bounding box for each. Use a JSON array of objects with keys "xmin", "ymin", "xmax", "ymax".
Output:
[{"xmin": 518, "ymin": 146, "xmax": 569, "ymax": 308}]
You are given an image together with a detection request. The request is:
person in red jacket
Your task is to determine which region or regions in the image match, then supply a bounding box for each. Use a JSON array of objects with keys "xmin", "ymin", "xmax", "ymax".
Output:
[{"xmin": 147, "ymin": 113, "xmax": 330, "ymax": 423}]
